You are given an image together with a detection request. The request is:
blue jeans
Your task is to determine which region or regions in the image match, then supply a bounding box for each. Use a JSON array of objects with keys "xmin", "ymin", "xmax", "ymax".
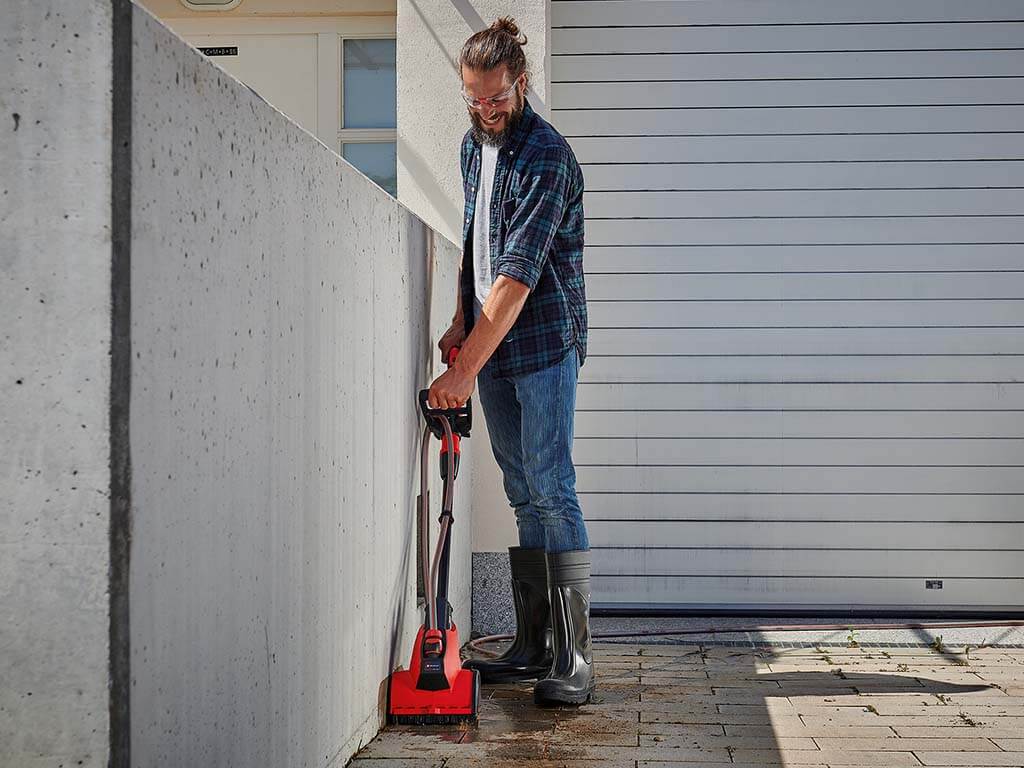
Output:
[{"xmin": 476, "ymin": 349, "xmax": 589, "ymax": 554}]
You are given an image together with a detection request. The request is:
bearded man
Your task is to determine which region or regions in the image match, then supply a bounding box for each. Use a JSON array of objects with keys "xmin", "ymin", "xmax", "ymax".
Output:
[{"xmin": 426, "ymin": 16, "xmax": 593, "ymax": 705}]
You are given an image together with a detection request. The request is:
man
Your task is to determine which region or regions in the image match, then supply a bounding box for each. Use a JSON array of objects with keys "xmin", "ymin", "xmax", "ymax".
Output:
[{"xmin": 426, "ymin": 17, "xmax": 593, "ymax": 706}]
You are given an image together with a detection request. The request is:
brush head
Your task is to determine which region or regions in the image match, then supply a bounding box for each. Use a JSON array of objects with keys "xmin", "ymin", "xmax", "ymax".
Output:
[
  {"xmin": 389, "ymin": 712, "xmax": 478, "ymax": 725},
  {"xmin": 387, "ymin": 665, "xmax": 480, "ymax": 726}
]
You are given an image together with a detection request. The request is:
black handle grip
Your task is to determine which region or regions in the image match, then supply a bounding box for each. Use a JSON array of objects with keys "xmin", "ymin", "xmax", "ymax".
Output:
[{"xmin": 418, "ymin": 390, "xmax": 472, "ymax": 439}]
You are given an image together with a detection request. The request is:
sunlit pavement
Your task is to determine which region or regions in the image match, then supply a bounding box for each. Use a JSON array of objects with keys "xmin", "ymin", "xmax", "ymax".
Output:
[{"xmin": 353, "ymin": 638, "xmax": 1024, "ymax": 767}]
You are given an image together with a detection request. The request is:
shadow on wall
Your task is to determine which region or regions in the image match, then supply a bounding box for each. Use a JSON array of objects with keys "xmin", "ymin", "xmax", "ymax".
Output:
[
  {"xmin": 384, "ymin": 218, "xmax": 437, "ymax": 701},
  {"xmin": 406, "ymin": 0, "xmax": 547, "ymax": 109},
  {"xmin": 398, "ymin": 134, "xmax": 464, "ymax": 241}
]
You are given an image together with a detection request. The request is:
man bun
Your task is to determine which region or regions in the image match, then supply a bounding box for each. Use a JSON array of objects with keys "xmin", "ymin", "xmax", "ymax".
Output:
[
  {"xmin": 492, "ymin": 16, "xmax": 527, "ymax": 46},
  {"xmin": 460, "ymin": 16, "xmax": 529, "ymax": 82}
]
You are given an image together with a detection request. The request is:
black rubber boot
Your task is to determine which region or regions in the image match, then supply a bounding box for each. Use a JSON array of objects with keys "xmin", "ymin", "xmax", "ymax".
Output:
[
  {"xmin": 464, "ymin": 547, "xmax": 553, "ymax": 683},
  {"xmin": 533, "ymin": 550, "xmax": 595, "ymax": 705}
]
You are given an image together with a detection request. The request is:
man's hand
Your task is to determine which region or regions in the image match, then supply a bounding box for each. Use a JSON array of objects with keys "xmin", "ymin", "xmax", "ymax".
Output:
[
  {"xmin": 428, "ymin": 364, "xmax": 475, "ymax": 410},
  {"xmin": 438, "ymin": 319, "xmax": 466, "ymax": 363}
]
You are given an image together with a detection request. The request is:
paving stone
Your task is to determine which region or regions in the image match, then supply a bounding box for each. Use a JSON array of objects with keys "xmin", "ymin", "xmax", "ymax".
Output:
[
  {"xmin": 349, "ymin": 760, "xmax": 445, "ymax": 768},
  {"xmin": 446, "ymin": 757, "xmax": 637, "ymax": 768},
  {"xmin": 638, "ymin": 723, "xmax": 727, "ymax": 737},
  {"xmin": 729, "ymin": 749, "xmax": 921, "ymax": 765},
  {"xmin": 641, "ymin": 711, "xmax": 804, "ymax": 726},
  {"xmin": 814, "ymin": 736, "xmax": 1000, "ymax": 751},
  {"xmin": 641, "ymin": 734, "xmax": 818, "ymax": 750},
  {"xmin": 792, "ymin": 711, "xmax": 892, "ymax": 725},
  {"xmin": 895, "ymin": 726, "xmax": 1024, "ymax": 738},
  {"xmin": 818, "ymin": 714, "xmax": 1021, "ymax": 728},
  {"xmin": 914, "ymin": 752, "xmax": 1024, "ymax": 766},
  {"xmin": 782, "ymin": 694, "xmax": 892, "ymax": 706},
  {"xmin": 721, "ymin": 724, "xmax": 896, "ymax": 739},
  {"xmin": 868, "ymin": 702, "xmax": 1024, "ymax": 716},
  {"xmin": 640, "ymin": 670, "xmax": 711, "ymax": 681},
  {"xmin": 729, "ymin": 748, "xmax": 921, "ymax": 765}
]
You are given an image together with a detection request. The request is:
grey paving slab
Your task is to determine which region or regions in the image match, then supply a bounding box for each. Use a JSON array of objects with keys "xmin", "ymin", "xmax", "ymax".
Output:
[
  {"xmin": 814, "ymin": 736, "xmax": 1000, "ymax": 751},
  {"xmin": 895, "ymin": 726, "xmax": 1024, "ymax": 738},
  {"xmin": 914, "ymin": 753, "xmax": 1024, "ymax": 766},
  {"xmin": 729, "ymin": 748, "xmax": 921, "ymax": 764},
  {"xmin": 351, "ymin": 642, "xmax": 1024, "ymax": 768}
]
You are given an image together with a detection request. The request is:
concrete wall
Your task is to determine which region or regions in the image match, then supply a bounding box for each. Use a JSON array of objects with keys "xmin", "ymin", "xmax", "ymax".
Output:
[
  {"xmin": 2, "ymin": 1, "xmax": 471, "ymax": 765},
  {"xmin": 128, "ymin": 7, "xmax": 471, "ymax": 766},
  {"xmin": 1, "ymin": 2, "xmax": 115, "ymax": 766},
  {"xmin": 396, "ymin": 0, "xmax": 548, "ymax": 571}
]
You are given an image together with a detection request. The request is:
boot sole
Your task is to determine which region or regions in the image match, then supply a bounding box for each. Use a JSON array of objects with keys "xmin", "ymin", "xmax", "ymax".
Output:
[{"xmin": 533, "ymin": 684, "xmax": 595, "ymax": 706}]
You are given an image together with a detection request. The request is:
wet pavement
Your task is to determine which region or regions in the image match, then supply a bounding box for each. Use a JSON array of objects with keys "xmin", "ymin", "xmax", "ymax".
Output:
[{"xmin": 352, "ymin": 640, "xmax": 1024, "ymax": 767}]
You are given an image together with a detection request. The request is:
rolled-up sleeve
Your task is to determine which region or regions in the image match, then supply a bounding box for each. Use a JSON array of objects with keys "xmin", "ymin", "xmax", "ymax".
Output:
[{"xmin": 496, "ymin": 145, "xmax": 572, "ymax": 291}]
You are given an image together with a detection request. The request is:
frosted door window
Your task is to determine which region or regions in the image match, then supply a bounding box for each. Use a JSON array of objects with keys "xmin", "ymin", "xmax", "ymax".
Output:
[
  {"xmin": 343, "ymin": 142, "xmax": 398, "ymax": 197},
  {"xmin": 343, "ymin": 39, "xmax": 396, "ymax": 129}
]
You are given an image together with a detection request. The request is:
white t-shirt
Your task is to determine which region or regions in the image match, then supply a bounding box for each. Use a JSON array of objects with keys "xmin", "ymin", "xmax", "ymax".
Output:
[{"xmin": 472, "ymin": 144, "xmax": 499, "ymax": 321}]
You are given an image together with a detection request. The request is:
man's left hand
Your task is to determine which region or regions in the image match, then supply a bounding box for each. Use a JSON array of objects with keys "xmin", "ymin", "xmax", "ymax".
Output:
[{"xmin": 428, "ymin": 365, "xmax": 475, "ymax": 410}]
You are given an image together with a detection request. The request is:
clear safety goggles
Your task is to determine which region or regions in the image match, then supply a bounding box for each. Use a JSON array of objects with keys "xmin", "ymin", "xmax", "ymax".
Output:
[{"xmin": 461, "ymin": 78, "xmax": 520, "ymax": 110}]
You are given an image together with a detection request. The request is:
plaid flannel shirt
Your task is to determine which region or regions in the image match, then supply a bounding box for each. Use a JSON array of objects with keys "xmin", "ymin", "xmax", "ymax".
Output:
[{"xmin": 460, "ymin": 99, "xmax": 587, "ymax": 378}]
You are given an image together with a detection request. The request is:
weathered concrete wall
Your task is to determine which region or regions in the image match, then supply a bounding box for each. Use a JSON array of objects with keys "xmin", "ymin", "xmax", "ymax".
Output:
[
  {"xmin": 0, "ymin": 2, "xmax": 114, "ymax": 766},
  {"xmin": 128, "ymin": 7, "xmax": 470, "ymax": 767},
  {"xmin": 396, "ymin": 0, "xmax": 545, "ymax": 564},
  {"xmin": 3, "ymin": 1, "xmax": 471, "ymax": 764}
]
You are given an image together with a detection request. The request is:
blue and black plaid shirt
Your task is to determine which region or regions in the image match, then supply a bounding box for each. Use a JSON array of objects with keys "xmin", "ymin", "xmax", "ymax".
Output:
[{"xmin": 460, "ymin": 99, "xmax": 587, "ymax": 378}]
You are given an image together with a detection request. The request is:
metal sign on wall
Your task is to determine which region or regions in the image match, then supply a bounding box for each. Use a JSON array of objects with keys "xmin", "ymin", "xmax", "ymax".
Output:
[{"xmin": 197, "ymin": 46, "xmax": 237, "ymax": 57}]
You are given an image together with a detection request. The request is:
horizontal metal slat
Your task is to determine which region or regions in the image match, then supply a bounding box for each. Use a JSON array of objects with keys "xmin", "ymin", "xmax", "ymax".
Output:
[
  {"xmin": 576, "ymin": 465, "xmax": 1024, "ymax": 493},
  {"xmin": 555, "ymin": 105, "xmax": 1024, "ymax": 138},
  {"xmin": 586, "ymin": 272, "xmax": 1024, "ymax": 300},
  {"xmin": 579, "ymin": 491, "xmax": 1024, "ymax": 521},
  {"xmin": 590, "ymin": 574, "xmax": 1024, "ymax": 609},
  {"xmin": 587, "ymin": 520, "xmax": 1024, "ymax": 549},
  {"xmin": 569, "ymin": 133, "xmax": 1024, "ymax": 163},
  {"xmin": 591, "ymin": 548, "xmax": 1024, "ymax": 577},
  {"xmin": 581, "ymin": 244, "xmax": 1024, "ymax": 272},
  {"xmin": 584, "ymin": 189, "xmax": 1024, "ymax": 218},
  {"xmin": 574, "ymin": 410, "xmax": 1024, "ymax": 438},
  {"xmin": 573, "ymin": 437, "xmax": 1024, "ymax": 467},
  {"xmin": 554, "ymin": 50, "xmax": 1024, "ymax": 82},
  {"xmin": 552, "ymin": 22, "xmax": 1024, "ymax": 55},
  {"xmin": 554, "ymin": 78, "xmax": 1024, "ymax": 110},
  {"xmin": 551, "ymin": 1, "xmax": 1024, "ymax": 28},
  {"xmin": 578, "ymin": 354, "xmax": 1024, "ymax": 383},
  {"xmin": 585, "ymin": 217, "xmax": 1024, "ymax": 246},
  {"xmin": 587, "ymin": 299, "xmax": 1024, "ymax": 328},
  {"xmin": 587, "ymin": 327, "xmax": 1024, "ymax": 355},
  {"xmin": 576, "ymin": 382, "xmax": 1024, "ymax": 410}
]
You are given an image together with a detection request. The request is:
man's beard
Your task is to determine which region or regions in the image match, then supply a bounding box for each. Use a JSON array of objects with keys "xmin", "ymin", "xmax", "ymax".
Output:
[{"xmin": 469, "ymin": 96, "xmax": 524, "ymax": 148}]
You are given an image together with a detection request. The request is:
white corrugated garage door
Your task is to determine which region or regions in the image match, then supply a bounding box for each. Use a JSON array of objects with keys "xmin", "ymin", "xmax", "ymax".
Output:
[{"xmin": 551, "ymin": 0, "xmax": 1024, "ymax": 611}]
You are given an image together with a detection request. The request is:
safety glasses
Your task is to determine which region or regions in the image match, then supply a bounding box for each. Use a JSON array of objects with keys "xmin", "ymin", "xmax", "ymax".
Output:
[{"xmin": 461, "ymin": 77, "xmax": 521, "ymax": 110}]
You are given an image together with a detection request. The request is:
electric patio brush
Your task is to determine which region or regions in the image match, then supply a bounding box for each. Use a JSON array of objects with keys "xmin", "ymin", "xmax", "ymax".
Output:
[{"xmin": 387, "ymin": 348, "xmax": 480, "ymax": 725}]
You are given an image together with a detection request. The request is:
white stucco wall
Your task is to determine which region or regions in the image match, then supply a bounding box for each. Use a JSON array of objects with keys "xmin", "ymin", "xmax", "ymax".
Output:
[
  {"xmin": 1, "ymin": 2, "xmax": 114, "ymax": 766},
  {"xmin": 128, "ymin": 8, "xmax": 471, "ymax": 766},
  {"xmin": 396, "ymin": 0, "xmax": 548, "ymax": 553},
  {"xmin": 397, "ymin": 0, "xmax": 549, "ymax": 244}
]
